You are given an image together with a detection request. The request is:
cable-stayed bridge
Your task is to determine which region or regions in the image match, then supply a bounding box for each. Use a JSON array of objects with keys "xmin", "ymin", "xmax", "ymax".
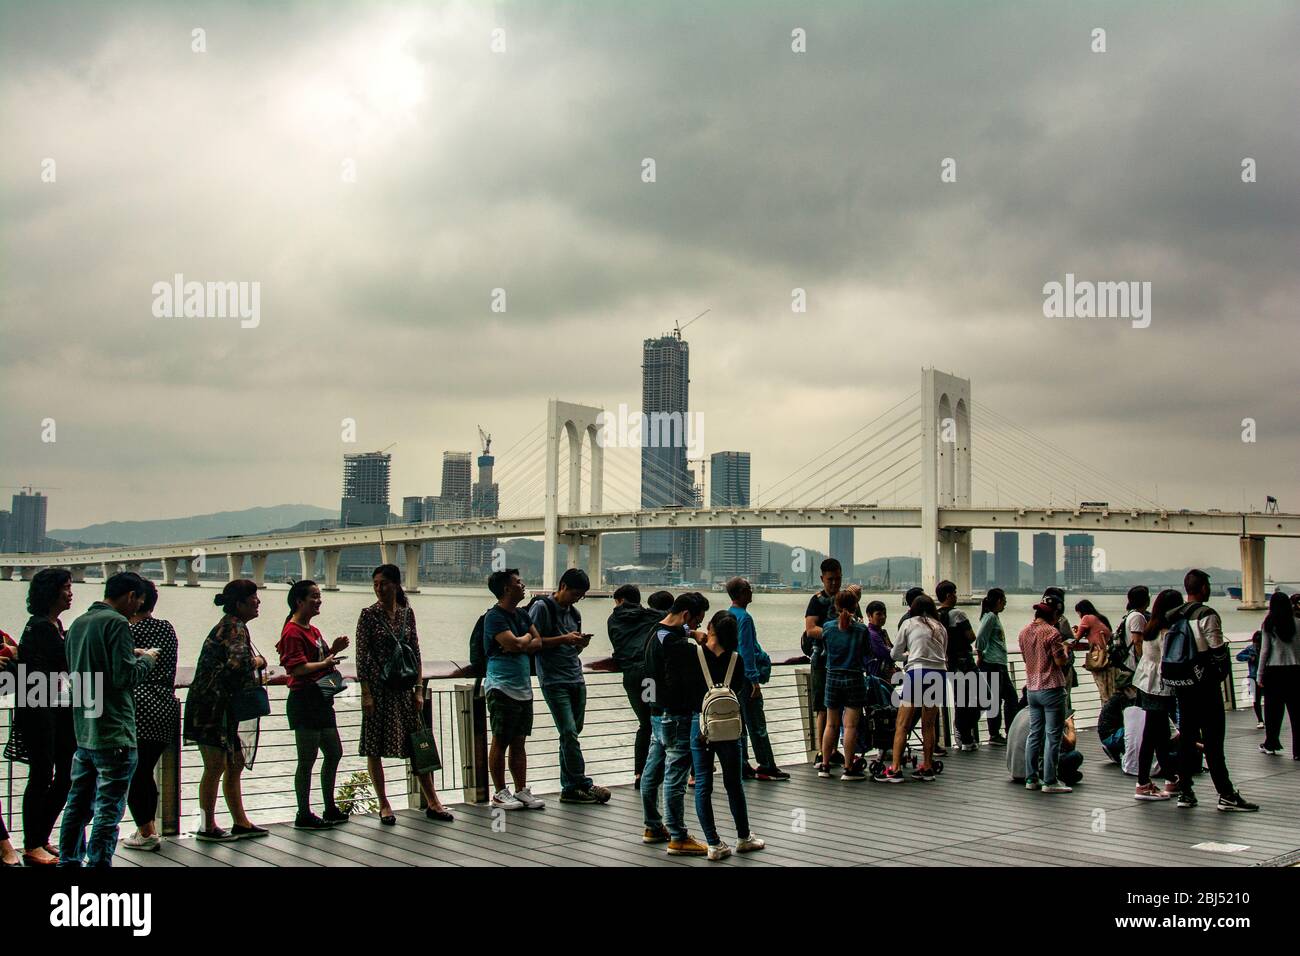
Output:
[{"xmin": 3, "ymin": 370, "xmax": 1295, "ymax": 607}]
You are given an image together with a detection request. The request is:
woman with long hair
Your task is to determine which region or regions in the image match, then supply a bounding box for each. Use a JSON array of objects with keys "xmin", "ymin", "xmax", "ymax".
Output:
[
  {"xmin": 1, "ymin": 633, "xmax": 22, "ymax": 866},
  {"xmin": 355, "ymin": 564, "xmax": 452, "ymax": 825},
  {"xmin": 1258, "ymin": 590, "xmax": 1299, "ymax": 757},
  {"xmin": 691, "ymin": 610, "xmax": 764, "ymax": 861},
  {"xmin": 1130, "ymin": 588, "xmax": 1181, "ymax": 800},
  {"xmin": 277, "ymin": 580, "xmax": 351, "ymax": 828},
  {"xmin": 123, "ymin": 579, "xmax": 180, "ymax": 852},
  {"xmin": 1075, "ymin": 599, "xmax": 1116, "ymax": 702},
  {"xmin": 818, "ymin": 591, "xmax": 869, "ymax": 781},
  {"xmin": 13, "ymin": 568, "xmax": 76, "ymax": 866},
  {"xmin": 976, "ymin": 588, "xmax": 1017, "ymax": 746},
  {"xmin": 875, "ymin": 594, "xmax": 947, "ymax": 783},
  {"xmin": 183, "ymin": 579, "xmax": 267, "ymax": 841}
]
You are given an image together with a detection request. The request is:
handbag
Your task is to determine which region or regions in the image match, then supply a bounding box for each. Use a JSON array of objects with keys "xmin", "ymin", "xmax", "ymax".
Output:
[
  {"xmin": 380, "ymin": 610, "xmax": 420, "ymax": 691},
  {"xmin": 409, "ymin": 722, "xmax": 442, "ymax": 774},
  {"xmin": 316, "ymin": 668, "xmax": 347, "ymax": 698},
  {"xmin": 1083, "ymin": 643, "xmax": 1110, "ymax": 673},
  {"xmin": 230, "ymin": 640, "xmax": 271, "ymax": 722}
]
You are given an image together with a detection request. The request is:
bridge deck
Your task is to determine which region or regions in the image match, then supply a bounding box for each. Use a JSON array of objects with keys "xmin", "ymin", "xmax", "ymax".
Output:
[{"xmin": 112, "ymin": 710, "xmax": 1298, "ymax": 868}]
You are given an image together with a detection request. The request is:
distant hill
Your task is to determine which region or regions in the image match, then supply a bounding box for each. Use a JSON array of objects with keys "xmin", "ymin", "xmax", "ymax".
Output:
[{"xmin": 48, "ymin": 504, "xmax": 338, "ymax": 547}]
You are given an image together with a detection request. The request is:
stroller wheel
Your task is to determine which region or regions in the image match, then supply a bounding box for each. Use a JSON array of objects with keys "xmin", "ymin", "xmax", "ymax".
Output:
[
  {"xmin": 868, "ymin": 760, "xmax": 883, "ymax": 776},
  {"xmin": 933, "ymin": 760, "xmax": 944, "ymax": 774}
]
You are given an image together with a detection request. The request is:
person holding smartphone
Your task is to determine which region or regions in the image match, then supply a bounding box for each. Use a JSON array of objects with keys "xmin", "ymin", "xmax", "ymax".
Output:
[
  {"xmin": 528, "ymin": 568, "xmax": 610, "ymax": 804},
  {"xmin": 278, "ymin": 579, "xmax": 351, "ymax": 830}
]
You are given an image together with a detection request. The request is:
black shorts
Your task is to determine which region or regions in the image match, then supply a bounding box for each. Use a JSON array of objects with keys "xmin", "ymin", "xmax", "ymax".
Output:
[
  {"xmin": 810, "ymin": 663, "xmax": 828, "ymax": 713},
  {"xmin": 487, "ymin": 690, "xmax": 534, "ymax": 740},
  {"xmin": 824, "ymin": 670, "xmax": 867, "ymax": 710},
  {"xmin": 1137, "ymin": 689, "xmax": 1175, "ymax": 715},
  {"xmin": 286, "ymin": 684, "xmax": 336, "ymax": 731}
]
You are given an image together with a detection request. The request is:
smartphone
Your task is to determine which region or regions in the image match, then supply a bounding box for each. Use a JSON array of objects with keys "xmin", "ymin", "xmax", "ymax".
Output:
[{"xmin": 332, "ymin": 654, "xmax": 348, "ymax": 662}]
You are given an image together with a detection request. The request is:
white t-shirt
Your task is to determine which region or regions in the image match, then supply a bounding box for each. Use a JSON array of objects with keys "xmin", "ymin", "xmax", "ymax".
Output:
[{"xmin": 1132, "ymin": 623, "xmax": 1170, "ymax": 698}]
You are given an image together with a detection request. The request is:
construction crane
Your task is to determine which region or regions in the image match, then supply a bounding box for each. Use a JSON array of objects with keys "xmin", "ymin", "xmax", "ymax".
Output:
[
  {"xmin": 478, "ymin": 426, "xmax": 492, "ymax": 456},
  {"xmin": 672, "ymin": 308, "xmax": 710, "ymax": 340},
  {"xmin": 1, "ymin": 485, "xmax": 62, "ymax": 494}
]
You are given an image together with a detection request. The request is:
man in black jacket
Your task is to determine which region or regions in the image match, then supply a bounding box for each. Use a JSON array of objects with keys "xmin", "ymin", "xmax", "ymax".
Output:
[
  {"xmin": 607, "ymin": 586, "xmax": 673, "ymax": 787},
  {"xmin": 639, "ymin": 592, "xmax": 709, "ymax": 855}
]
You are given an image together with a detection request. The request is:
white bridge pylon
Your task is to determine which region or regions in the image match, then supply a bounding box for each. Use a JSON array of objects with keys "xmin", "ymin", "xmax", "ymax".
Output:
[
  {"xmin": 544, "ymin": 399, "xmax": 605, "ymax": 590},
  {"xmin": 922, "ymin": 368, "xmax": 972, "ymax": 595}
]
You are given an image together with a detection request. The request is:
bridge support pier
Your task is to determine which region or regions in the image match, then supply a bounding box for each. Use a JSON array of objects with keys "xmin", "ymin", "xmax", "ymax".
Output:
[
  {"xmin": 249, "ymin": 553, "xmax": 268, "ymax": 588},
  {"xmin": 19, "ymin": 566, "xmax": 37, "ymax": 581},
  {"xmin": 225, "ymin": 554, "xmax": 242, "ymax": 582},
  {"xmin": 70, "ymin": 567, "xmax": 86, "ymax": 583},
  {"xmin": 402, "ymin": 543, "xmax": 421, "ymax": 593},
  {"xmin": 298, "ymin": 548, "xmax": 317, "ymax": 582},
  {"xmin": 161, "ymin": 557, "xmax": 178, "ymax": 586},
  {"xmin": 1238, "ymin": 536, "xmax": 1266, "ymax": 610},
  {"xmin": 185, "ymin": 560, "xmax": 200, "ymax": 586},
  {"xmin": 921, "ymin": 369, "xmax": 971, "ymax": 593},
  {"xmin": 544, "ymin": 399, "xmax": 606, "ymax": 592},
  {"xmin": 323, "ymin": 549, "xmax": 342, "ymax": 591},
  {"xmin": 952, "ymin": 530, "xmax": 972, "ymax": 599},
  {"xmin": 584, "ymin": 534, "xmax": 603, "ymax": 588}
]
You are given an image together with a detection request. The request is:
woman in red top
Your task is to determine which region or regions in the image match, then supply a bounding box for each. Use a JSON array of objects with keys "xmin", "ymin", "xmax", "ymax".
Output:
[
  {"xmin": 278, "ymin": 580, "xmax": 350, "ymax": 830},
  {"xmin": 1074, "ymin": 600, "xmax": 1116, "ymax": 702}
]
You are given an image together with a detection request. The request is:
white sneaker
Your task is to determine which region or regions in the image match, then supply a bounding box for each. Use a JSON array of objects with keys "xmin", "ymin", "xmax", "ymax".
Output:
[
  {"xmin": 1256, "ymin": 721, "xmax": 1265, "ymax": 729},
  {"xmin": 707, "ymin": 842, "xmax": 731, "ymax": 861},
  {"xmin": 491, "ymin": 787, "xmax": 525, "ymax": 810},
  {"xmin": 123, "ymin": 831, "xmax": 162, "ymax": 852},
  {"xmin": 513, "ymin": 787, "xmax": 546, "ymax": 810},
  {"xmin": 736, "ymin": 834, "xmax": 766, "ymax": 853}
]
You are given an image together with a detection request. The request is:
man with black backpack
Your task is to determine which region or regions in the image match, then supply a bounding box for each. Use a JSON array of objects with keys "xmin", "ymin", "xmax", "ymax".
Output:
[
  {"xmin": 1163, "ymin": 569, "xmax": 1258, "ymax": 812},
  {"xmin": 804, "ymin": 558, "xmax": 844, "ymax": 767},
  {"xmin": 607, "ymin": 585, "xmax": 674, "ymax": 788},
  {"xmin": 640, "ymin": 592, "xmax": 710, "ymax": 854},
  {"xmin": 937, "ymin": 580, "xmax": 980, "ymax": 751},
  {"xmin": 529, "ymin": 568, "xmax": 610, "ymax": 805}
]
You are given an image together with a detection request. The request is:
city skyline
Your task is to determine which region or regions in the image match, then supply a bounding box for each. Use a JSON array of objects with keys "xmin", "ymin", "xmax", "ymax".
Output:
[{"xmin": 2, "ymin": 3, "xmax": 1299, "ymax": 577}]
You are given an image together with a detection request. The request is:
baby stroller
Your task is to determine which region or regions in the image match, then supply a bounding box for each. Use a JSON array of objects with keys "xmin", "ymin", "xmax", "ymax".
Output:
[{"xmin": 863, "ymin": 673, "xmax": 944, "ymax": 776}]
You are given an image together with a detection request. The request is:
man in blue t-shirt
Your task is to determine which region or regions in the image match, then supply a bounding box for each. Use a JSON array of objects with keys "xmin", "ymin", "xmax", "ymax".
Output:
[
  {"xmin": 529, "ymin": 568, "xmax": 610, "ymax": 805},
  {"xmin": 727, "ymin": 577, "xmax": 789, "ymax": 781},
  {"xmin": 483, "ymin": 569, "xmax": 545, "ymax": 811}
]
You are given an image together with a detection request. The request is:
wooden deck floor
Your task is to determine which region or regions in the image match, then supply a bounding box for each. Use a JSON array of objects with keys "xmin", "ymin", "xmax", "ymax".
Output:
[{"xmin": 113, "ymin": 710, "xmax": 1299, "ymax": 868}]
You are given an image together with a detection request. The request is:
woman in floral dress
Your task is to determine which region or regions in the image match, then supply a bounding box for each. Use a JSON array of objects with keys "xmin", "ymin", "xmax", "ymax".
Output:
[
  {"xmin": 356, "ymin": 564, "xmax": 452, "ymax": 824},
  {"xmin": 183, "ymin": 579, "xmax": 268, "ymax": 841}
]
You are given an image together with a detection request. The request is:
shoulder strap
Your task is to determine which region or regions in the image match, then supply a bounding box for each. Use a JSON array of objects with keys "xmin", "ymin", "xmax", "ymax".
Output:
[
  {"xmin": 695, "ymin": 642, "xmax": 714, "ymax": 685},
  {"xmin": 723, "ymin": 651, "xmax": 738, "ymax": 688}
]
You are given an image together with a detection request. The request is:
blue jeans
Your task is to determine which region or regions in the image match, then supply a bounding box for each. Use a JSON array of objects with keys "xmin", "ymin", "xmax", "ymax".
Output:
[
  {"xmin": 740, "ymin": 687, "xmax": 776, "ymax": 769},
  {"xmin": 691, "ymin": 724, "xmax": 750, "ymax": 847},
  {"xmin": 1025, "ymin": 688, "xmax": 1066, "ymax": 785},
  {"xmin": 58, "ymin": 745, "xmax": 137, "ymax": 868},
  {"xmin": 541, "ymin": 683, "xmax": 591, "ymax": 792},
  {"xmin": 641, "ymin": 714, "xmax": 693, "ymax": 840}
]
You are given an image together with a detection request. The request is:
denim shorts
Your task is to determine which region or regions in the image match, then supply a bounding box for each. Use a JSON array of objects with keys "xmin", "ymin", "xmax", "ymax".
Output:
[{"xmin": 900, "ymin": 668, "xmax": 947, "ymax": 707}]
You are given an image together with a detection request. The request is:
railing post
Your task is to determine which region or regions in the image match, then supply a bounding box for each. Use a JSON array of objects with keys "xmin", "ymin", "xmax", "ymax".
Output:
[
  {"xmin": 795, "ymin": 666, "xmax": 815, "ymax": 760},
  {"xmin": 458, "ymin": 681, "xmax": 489, "ymax": 804},
  {"xmin": 159, "ymin": 709, "xmax": 182, "ymax": 836}
]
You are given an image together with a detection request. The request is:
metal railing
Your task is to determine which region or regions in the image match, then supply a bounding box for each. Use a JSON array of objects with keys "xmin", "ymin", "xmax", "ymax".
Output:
[{"xmin": 0, "ymin": 633, "xmax": 1255, "ymax": 835}]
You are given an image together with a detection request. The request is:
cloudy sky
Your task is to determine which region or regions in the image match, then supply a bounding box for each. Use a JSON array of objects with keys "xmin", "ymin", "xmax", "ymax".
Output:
[{"xmin": 2, "ymin": 1, "xmax": 1298, "ymax": 575}]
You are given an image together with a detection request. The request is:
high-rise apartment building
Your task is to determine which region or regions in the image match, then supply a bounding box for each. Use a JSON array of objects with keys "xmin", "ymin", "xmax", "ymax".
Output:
[
  {"xmin": 993, "ymin": 531, "xmax": 1020, "ymax": 590},
  {"xmin": 10, "ymin": 491, "xmax": 48, "ymax": 553},
  {"xmin": 706, "ymin": 452, "xmax": 761, "ymax": 581},
  {"xmin": 340, "ymin": 453, "xmax": 391, "ymax": 529},
  {"xmin": 829, "ymin": 527, "xmax": 855, "ymax": 579},
  {"xmin": 637, "ymin": 333, "xmax": 694, "ymax": 570},
  {"xmin": 971, "ymin": 549, "xmax": 989, "ymax": 591},
  {"xmin": 1032, "ymin": 532, "xmax": 1057, "ymax": 592},
  {"xmin": 470, "ymin": 449, "xmax": 500, "ymax": 573},
  {"xmin": 1064, "ymin": 533, "xmax": 1096, "ymax": 590}
]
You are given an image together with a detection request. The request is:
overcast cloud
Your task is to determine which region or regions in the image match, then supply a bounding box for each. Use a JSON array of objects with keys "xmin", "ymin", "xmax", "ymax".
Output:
[{"xmin": 2, "ymin": 1, "xmax": 1298, "ymax": 574}]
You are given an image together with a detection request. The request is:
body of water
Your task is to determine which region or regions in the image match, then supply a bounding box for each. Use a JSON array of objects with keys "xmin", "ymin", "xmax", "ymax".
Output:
[{"xmin": 0, "ymin": 581, "xmax": 1264, "ymax": 670}]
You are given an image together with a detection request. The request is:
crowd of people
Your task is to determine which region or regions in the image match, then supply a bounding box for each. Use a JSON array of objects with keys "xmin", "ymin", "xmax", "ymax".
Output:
[{"xmin": 1, "ymin": 558, "xmax": 1288, "ymax": 867}]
